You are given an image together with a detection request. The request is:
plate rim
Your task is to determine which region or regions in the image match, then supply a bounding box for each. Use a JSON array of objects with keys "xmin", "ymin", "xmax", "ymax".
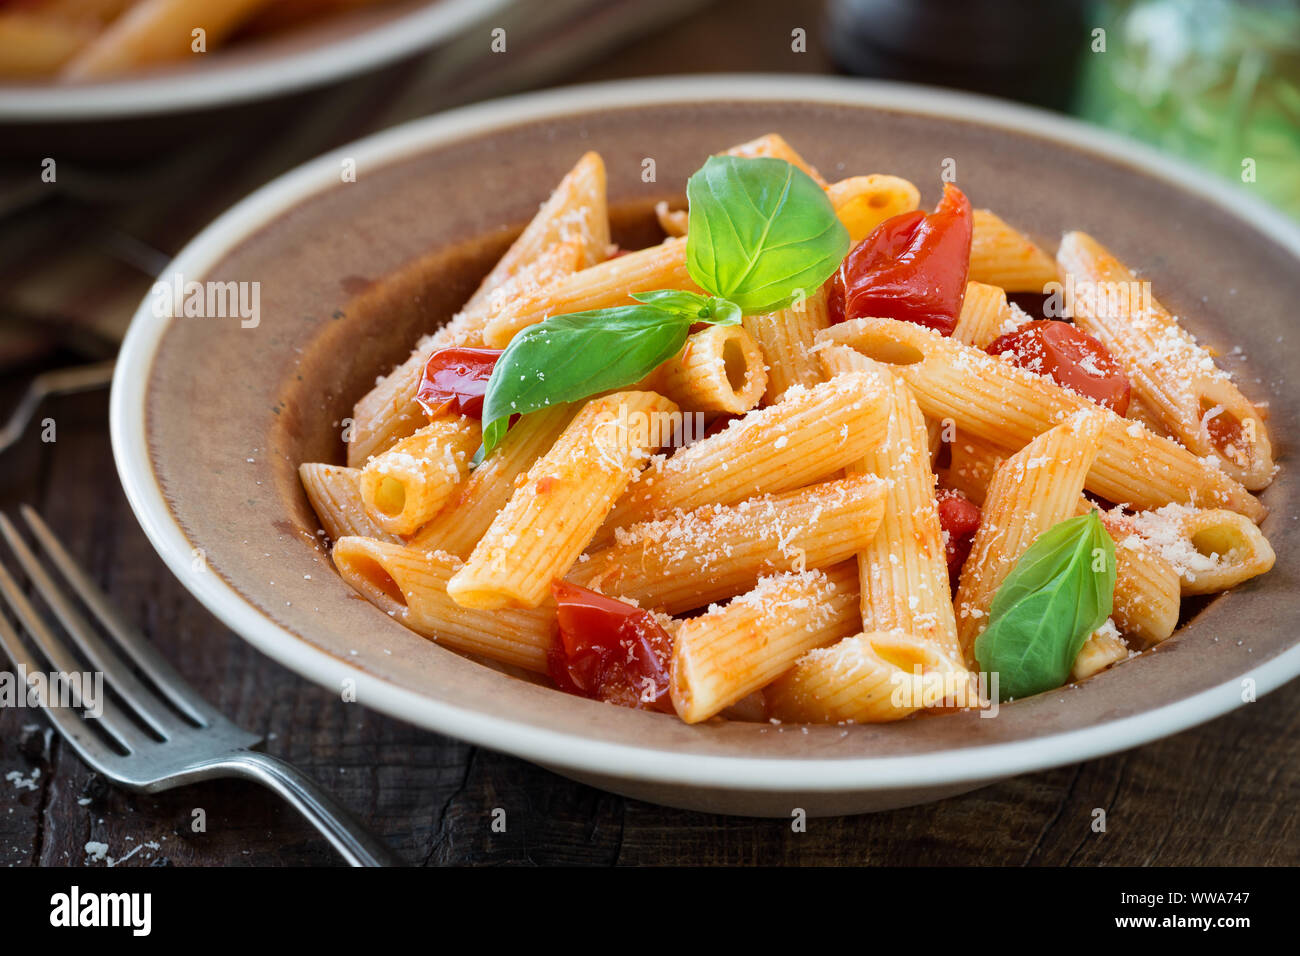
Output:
[
  {"xmin": 0, "ymin": 0, "xmax": 509, "ymax": 121},
  {"xmin": 109, "ymin": 74, "xmax": 1300, "ymax": 792}
]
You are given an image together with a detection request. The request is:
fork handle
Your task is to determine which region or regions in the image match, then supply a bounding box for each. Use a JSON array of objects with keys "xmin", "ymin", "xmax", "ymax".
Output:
[{"xmin": 223, "ymin": 751, "xmax": 402, "ymax": 867}]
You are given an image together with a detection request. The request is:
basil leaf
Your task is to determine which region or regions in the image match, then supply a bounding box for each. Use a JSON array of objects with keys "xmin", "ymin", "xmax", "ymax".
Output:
[
  {"xmin": 974, "ymin": 512, "xmax": 1117, "ymax": 701},
  {"xmin": 686, "ymin": 155, "xmax": 849, "ymax": 314},
  {"xmin": 630, "ymin": 289, "xmax": 743, "ymax": 326},
  {"xmin": 480, "ymin": 304, "xmax": 690, "ymax": 454},
  {"xmin": 706, "ymin": 297, "xmax": 742, "ymax": 326},
  {"xmin": 630, "ymin": 289, "xmax": 712, "ymax": 316}
]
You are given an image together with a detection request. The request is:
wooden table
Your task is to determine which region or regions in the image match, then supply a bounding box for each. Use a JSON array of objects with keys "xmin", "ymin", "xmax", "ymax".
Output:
[{"xmin": 1, "ymin": 0, "xmax": 1296, "ymax": 867}]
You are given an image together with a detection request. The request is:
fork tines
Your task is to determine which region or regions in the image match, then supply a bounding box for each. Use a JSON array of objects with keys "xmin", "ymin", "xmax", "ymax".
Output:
[{"xmin": 0, "ymin": 507, "xmax": 230, "ymax": 775}]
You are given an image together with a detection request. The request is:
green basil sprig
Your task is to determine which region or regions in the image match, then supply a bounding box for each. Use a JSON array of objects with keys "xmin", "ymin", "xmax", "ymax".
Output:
[
  {"xmin": 974, "ymin": 512, "xmax": 1117, "ymax": 701},
  {"xmin": 479, "ymin": 295, "xmax": 737, "ymax": 453},
  {"xmin": 479, "ymin": 156, "xmax": 847, "ymax": 454},
  {"xmin": 686, "ymin": 155, "xmax": 849, "ymax": 313}
]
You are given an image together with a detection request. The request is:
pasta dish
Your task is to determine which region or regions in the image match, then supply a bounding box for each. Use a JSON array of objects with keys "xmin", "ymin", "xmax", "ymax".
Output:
[{"xmin": 298, "ymin": 133, "xmax": 1276, "ymax": 725}]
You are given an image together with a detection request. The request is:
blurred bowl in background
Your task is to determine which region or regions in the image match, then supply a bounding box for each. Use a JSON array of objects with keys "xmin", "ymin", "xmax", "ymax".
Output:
[{"xmin": 0, "ymin": 0, "xmax": 510, "ymax": 159}]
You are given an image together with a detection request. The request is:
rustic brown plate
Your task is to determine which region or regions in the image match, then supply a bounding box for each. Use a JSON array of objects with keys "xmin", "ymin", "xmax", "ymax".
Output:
[{"xmin": 110, "ymin": 77, "xmax": 1300, "ymax": 816}]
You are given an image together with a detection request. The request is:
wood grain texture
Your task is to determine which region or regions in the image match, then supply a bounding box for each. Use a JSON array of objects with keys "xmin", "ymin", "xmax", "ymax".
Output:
[{"xmin": 0, "ymin": 391, "xmax": 1296, "ymax": 867}]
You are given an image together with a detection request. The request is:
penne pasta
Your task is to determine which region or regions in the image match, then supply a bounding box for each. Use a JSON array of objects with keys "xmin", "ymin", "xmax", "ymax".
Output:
[
  {"xmin": 332, "ymin": 537, "xmax": 555, "ymax": 672},
  {"xmin": 570, "ymin": 474, "xmax": 887, "ymax": 614},
  {"xmin": 597, "ymin": 372, "xmax": 891, "ymax": 542},
  {"xmin": 1126, "ymin": 395, "xmax": 1173, "ymax": 440},
  {"xmin": 407, "ymin": 403, "xmax": 576, "ymax": 558},
  {"xmin": 63, "ymin": 0, "xmax": 274, "ymax": 79},
  {"xmin": 464, "ymin": 151, "xmax": 611, "ymax": 314},
  {"xmin": 951, "ymin": 280, "xmax": 1014, "ymax": 350},
  {"xmin": 448, "ymin": 391, "xmax": 678, "ymax": 609},
  {"xmin": 298, "ymin": 463, "xmax": 401, "ymax": 544},
  {"xmin": 741, "ymin": 284, "xmax": 830, "ymax": 404},
  {"xmin": 641, "ymin": 323, "xmax": 767, "ymax": 414},
  {"xmin": 969, "ymin": 209, "xmax": 1059, "ymax": 292},
  {"xmin": 670, "ymin": 564, "xmax": 861, "ymax": 723},
  {"xmin": 1121, "ymin": 505, "xmax": 1276, "ymax": 596},
  {"xmin": 827, "ymin": 175, "xmax": 921, "ymax": 243},
  {"xmin": 1102, "ymin": 514, "xmax": 1181, "ymax": 646},
  {"xmin": 346, "ymin": 235, "xmax": 586, "ymax": 467},
  {"xmin": 939, "ymin": 435, "xmax": 1180, "ymax": 647},
  {"xmin": 819, "ymin": 346, "xmax": 963, "ymax": 663},
  {"xmin": 302, "ymin": 136, "xmax": 1280, "ymax": 724},
  {"xmin": 655, "ymin": 201, "xmax": 688, "ymax": 238},
  {"xmin": 1058, "ymin": 230, "xmax": 1275, "ymax": 489},
  {"xmin": 766, "ymin": 629, "xmax": 969, "ymax": 724},
  {"xmin": 722, "ymin": 133, "xmax": 828, "ymax": 187},
  {"xmin": 358, "ymin": 415, "xmax": 480, "ymax": 536},
  {"xmin": 0, "ymin": 14, "xmax": 92, "ymax": 76},
  {"xmin": 1072, "ymin": 622, "xmax": 1130, "ymax": 681},
  {"xmin": 954, "ymin": 410, "xmax": 1106, "ymax": 664},
  {"xmin": 819, "ymin": 317, "xmax": 1266, "ymax": 522},
  {"xmin": 347, "ymin": 151, "xmax": 607, "ymax": 465},
  {"xmin": 943, "ymin": 432, "xmax": 1011, "ymax": 506},
  {"xmin": 483, "ymin": 237, "xmax": 697, "ymax": 348}
]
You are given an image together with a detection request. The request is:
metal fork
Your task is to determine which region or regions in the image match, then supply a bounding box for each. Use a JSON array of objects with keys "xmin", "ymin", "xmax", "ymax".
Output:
[{"xmin": 0, "ymin": 506, "xmax": 400, "ymax": 867}]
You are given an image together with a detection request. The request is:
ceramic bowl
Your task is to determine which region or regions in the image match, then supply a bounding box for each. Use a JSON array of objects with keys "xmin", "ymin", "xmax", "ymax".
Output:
[
  {"xmin": 110, "ymin": 76, "xmax": 1300, "ymax": 816},
  {"xmin": 0, "ymin": 0, "xmax": 507, "ymax": 122}
]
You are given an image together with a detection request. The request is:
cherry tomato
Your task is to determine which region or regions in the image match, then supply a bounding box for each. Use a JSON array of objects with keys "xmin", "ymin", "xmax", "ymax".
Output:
[
  {"xmin": 415, "ymin": 347, "xmax": 501, "ymax": 419},
  {"xmin": 937, "ymin": 488, "xmax": 981, "ymax": 586},
  {"xmin": 828, "ymin": 183, "xmax": 973, "ymax": 335},
  {"xmin": 986, "ymin": 320, "xmax": 1131, "ymax": 415},
  {"xmin": 548, "ymin": 581, "xmax": 674, "ymax": 712}
]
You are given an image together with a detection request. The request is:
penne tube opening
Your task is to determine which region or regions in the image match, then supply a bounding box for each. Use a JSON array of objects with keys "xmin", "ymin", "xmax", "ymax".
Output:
[
  {"xmin": 1180, "ymin": 509, "xmax": 1276, "ymax": 595},
  {"xmin": 332, "ymin": 537, "xmax": 409, "ymax": 617},
  {"xmin": 828, "ymin": 175, "xmax": 921, "ymax": 242},
  {"xmin": 722, "ymin": 334, "xmax": 754, "ymax": 393},
  {"xmin": 370, "ymin": 476, "xmax": 406, "ymax": 518},
  {"xmin": 766, "ymin": 629, "xmax": 969, "ymax": 724},
  {"xmin": 358, "ymin": 416, "xmax": 480, "ymax": 535},
  {"xmin": 644, "ymin": 324, "xmax": 767, "ymax": 414},
  {"xmin": 1195, "ymin": 380, "xmax": 1274, "ymax": 490},
  {"xmin": 818, "ymin": 318, "xmax": 929, "ymax": 369},
  {"xmin": 1124, "ymin": 505, "xmax": 1276, "ymax": 596}
]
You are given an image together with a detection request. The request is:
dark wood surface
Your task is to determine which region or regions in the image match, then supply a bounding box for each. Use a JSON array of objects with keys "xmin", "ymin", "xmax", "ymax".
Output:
[
  {"xmin": 2, "ymin": 392, "xmax": 1296, "ymax": 868},
  {"xmin": 1, "ymin": 0, "xmax": 1297, "ymax": 868}
]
